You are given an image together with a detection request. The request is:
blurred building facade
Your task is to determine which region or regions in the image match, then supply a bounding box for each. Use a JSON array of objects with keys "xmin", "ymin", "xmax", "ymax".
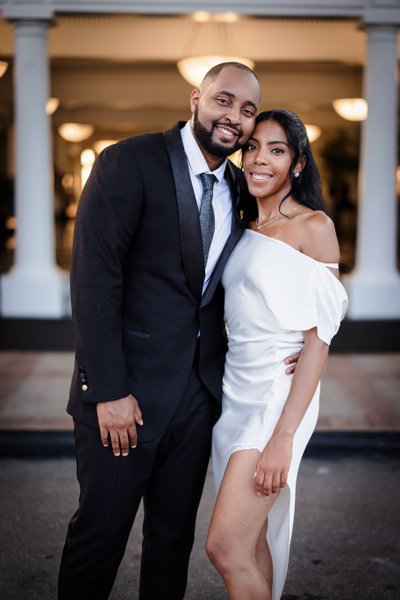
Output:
[{"xmin": 0, "ymin": 0, "xmax": 399, "ymax": 319}]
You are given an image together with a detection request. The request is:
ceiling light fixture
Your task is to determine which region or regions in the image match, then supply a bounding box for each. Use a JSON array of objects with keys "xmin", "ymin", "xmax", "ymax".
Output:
[
  {"xmin": 305, "ymin": 124, "xmax": 321, "ymax": 143},
  {"xmin": 58, "ymin": 123, "xmax": 94, "ymax": 143},
  {"xmin": 332, "ymin": 98, "xmax": 368, "ymax": 122},
  {"xmin": 0, "ymin": 60, "xmax": 8, "ymax": 79},
  {"xmin": 46, "ymin": 97, "xmax": 60, "ymax": 115},
  {"xmin": 177, "ymin": 12, "xmax": 255, "ymax": 87},
  {"xmin": 177, "ymin": 55, "xmax": 254, "ymax": 88}
]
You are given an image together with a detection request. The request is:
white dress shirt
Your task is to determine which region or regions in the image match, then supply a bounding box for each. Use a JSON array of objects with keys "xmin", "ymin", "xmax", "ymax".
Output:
[{"xmin": 180, "ymin": 121, "xmax": 232, "ymax": 293}]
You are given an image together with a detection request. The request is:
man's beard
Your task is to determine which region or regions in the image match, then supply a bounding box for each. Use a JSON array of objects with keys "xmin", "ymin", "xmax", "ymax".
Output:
[{"xmin": 193, "ymin": 108, "xmax": 244, "ymax": 158}]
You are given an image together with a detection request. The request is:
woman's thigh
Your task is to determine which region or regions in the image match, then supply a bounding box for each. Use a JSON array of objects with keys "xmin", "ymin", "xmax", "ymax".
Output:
[{"xmin": 208, "ymin": 449, "xmax": 280, "ymax": 553}]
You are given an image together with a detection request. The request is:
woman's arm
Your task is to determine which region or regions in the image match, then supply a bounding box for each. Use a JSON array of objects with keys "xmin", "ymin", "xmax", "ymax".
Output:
[
  {"xmin": 253, "ymin": 328, "xmax": 329, "ymax": 497},
  {"xmin": 253, "ymin": 209, "xmax": 342, "ymax": 496}
]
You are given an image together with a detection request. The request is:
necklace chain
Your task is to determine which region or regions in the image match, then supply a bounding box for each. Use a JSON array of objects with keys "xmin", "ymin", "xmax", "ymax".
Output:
[{"xmin": 255, "ymin": 206, "xmax": 302, "ymax": 231}]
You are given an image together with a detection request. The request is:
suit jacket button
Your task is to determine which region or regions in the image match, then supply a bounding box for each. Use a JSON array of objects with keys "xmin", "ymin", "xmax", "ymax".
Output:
[{"xmin": 82, "ymin": 384, "xmax": 89, "ymax": 391}]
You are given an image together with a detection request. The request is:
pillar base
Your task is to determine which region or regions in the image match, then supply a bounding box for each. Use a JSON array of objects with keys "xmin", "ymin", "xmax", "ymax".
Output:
[
  {"xmin": 343, "ymin": 271, "xmax": 400, "ymax": 319},
  {"xmin": 1, "ymin": 266, "xmax": 70, "ymax": 318}
]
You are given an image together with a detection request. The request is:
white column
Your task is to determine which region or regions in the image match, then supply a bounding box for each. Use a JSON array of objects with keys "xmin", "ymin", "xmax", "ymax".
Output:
[
  {"xmin": 1, "ymin": 20, "xmax": 69, "ymax": 317},
  {"xmin": 343, "ymin": 24, "xmax": 400, "ymax": 319}
]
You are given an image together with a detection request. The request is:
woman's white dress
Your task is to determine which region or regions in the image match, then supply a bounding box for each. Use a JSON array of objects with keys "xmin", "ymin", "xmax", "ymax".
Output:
[{"xmin": 212, "ymin": 229, "xmax": 348, "ymax": 600}]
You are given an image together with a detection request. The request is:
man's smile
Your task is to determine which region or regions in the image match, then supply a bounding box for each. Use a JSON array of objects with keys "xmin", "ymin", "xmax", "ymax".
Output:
[{"xmin": 214, "ymin": 123, "xmax": 241, "ymax": 141}]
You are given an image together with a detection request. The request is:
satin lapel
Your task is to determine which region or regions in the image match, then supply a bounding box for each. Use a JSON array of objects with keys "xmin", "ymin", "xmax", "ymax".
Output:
[
  {"xmin": 200, "ymin": 161, "xmax": 245, "ymax": 308},
  {"xmin": 163, "ymin": 123, "xmax": 204, "ymax": 302}
]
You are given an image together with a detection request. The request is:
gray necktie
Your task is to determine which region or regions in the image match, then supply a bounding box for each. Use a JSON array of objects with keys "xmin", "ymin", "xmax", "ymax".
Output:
[{"xmin": 199, "ymin": 173, "xmax": 217, "ymax": 265}]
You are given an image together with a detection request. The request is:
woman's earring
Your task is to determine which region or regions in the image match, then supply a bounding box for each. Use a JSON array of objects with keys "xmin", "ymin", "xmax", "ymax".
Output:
[{"xmin": 294, "ymin": 172, "xmax": 300, "ymax": 178}]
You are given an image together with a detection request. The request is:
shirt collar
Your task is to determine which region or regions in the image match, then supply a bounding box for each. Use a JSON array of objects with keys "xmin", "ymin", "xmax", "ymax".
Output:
[{"xmin": 181, "ymin": 121, "xmax": 228, "ymax": 183}]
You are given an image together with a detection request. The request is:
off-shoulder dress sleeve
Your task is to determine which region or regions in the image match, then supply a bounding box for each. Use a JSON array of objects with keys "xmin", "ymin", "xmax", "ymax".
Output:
[
  {"xmin": 266, "ymin": 261, "xmax": 348, "ymax": 345},
  {"xmin": 311, "ymin": 266, "xmax": 348, "ymax": 344}
]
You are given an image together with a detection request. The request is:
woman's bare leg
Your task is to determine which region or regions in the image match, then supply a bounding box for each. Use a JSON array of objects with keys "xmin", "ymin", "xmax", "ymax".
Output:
[
  {"xmin": 206, "ymin": 449, "xmax": 279, "ymax": 600},
  {"xmin": 256, "ymin": 518, "xmax": 273, "ymax": 587}
]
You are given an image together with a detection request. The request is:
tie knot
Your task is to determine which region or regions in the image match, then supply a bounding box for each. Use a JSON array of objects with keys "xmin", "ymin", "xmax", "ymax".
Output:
[{"xmin": 199, "ymin": 173, "xmax": 217, "ymax": 193}]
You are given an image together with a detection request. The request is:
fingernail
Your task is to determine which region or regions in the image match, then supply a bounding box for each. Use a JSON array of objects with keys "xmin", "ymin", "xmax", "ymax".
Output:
[
  {"xmin": 122, "ymin": 451, "xmax": 128, "ymax": 457},
  {"xmin": 138, "ymin": 419, "xmax": 143, "ymax": 426},
  {"xmin": 253, "ymin": 472, "xmax": 257, "ymax": 479},
  {"xmin": 131, "ymin": 444, "xmax": 137, "ymax": 449},
  {"xmin": 256, "ymin": 492, "xmax": 262, "ymax": 497}
]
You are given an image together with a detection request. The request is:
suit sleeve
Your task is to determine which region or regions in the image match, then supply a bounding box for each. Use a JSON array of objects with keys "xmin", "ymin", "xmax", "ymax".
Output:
[{"xmin": 70, "ymin": 141, "xmax": 144, "ymax": 403}]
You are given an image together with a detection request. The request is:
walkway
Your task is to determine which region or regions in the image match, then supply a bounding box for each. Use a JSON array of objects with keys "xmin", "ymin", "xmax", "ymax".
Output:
[{"xmin": 0, "ymin": 352, "xmax": 399, "ymax": 433}]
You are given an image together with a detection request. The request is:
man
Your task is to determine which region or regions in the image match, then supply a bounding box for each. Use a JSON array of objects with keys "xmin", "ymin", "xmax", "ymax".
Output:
[{"xmin": 58, "ymin": 62, "xmax": 262, "ymax": 599}]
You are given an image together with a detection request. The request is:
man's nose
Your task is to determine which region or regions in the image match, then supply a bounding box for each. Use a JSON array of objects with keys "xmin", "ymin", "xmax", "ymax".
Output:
[{"xmin": 225, "ymin": 103, "xmax": 241, "ymax": 124}]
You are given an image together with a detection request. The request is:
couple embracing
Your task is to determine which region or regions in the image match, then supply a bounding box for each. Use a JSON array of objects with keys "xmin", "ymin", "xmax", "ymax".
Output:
[{"xmin": 58, "ymin": 62, "xmax": 347, "ymax": 600}]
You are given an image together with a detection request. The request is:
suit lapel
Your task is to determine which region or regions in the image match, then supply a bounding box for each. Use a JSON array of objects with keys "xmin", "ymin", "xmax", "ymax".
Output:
[
  {"xmin": 200, "ymin": 161, "xmax": 245, "ymax": 308},
  {"xmin": 163, "ymin": 123, "xmax": 204, "ymax": 302}
]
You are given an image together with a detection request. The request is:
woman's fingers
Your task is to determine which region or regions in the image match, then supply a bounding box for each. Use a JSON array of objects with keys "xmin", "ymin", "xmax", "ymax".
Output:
[
  {"xmin": 254, "ymin": 467, "xmax": 287, "ymax": 497},
  {"xmin": 262, "ymin": 473, "xmax": 274, "ymax": 496},
  {"xmin": 280, "ymin": 469, "xmax": 288, "ymax": 489},
  {"xmin": 271, "ymin": 471, "xmax": 281, "ymax": 495},
  {"xmin": 254, "ymin": 469, "xmax": 264, "ymax": 496}
]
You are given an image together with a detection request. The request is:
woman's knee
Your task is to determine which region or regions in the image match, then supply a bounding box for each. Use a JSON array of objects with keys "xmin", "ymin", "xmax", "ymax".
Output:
[{"xmin": 205, "ymin": 531, "xmax": 234, "ymax": 574}]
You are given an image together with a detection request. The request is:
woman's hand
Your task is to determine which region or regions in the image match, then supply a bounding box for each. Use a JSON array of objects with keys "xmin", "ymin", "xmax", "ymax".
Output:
[{"xmin": 254, "ymin": 432, "xmax": 293, "ymax": 497}]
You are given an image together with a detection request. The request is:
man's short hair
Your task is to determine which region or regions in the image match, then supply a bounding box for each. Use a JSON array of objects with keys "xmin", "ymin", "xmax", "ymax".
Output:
[{"xmin": 200, "ymin": 61, "xmax": 259, "ymax": 92}]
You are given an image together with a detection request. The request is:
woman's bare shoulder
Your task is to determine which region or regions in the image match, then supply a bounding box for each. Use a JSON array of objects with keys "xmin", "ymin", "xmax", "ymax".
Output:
[{"xmin": 299, "ymin": 210, "xmax": 340, "ymax": 264}]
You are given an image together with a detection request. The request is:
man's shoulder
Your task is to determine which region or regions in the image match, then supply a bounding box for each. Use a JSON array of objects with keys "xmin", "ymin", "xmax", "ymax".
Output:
[
  {"xmin": 111, "ymin": 123, "xmax": 183, "ymax": 158},
  {"xmin": 98, "ymin": 131, "xmax": 173, "ymax": 168},
  {"xmin": 118, "ymin": 131, "xmax": 165, "ymax": 151}
]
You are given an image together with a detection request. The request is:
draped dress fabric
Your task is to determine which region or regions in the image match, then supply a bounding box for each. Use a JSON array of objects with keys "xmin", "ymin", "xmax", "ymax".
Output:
[{"xmin": 212, "ymin": 229, "xmax": 348, "ymax": 600}]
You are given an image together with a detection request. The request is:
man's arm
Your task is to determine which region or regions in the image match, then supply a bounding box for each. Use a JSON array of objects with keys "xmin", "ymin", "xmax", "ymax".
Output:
[{"xmin": 71, "ymin": 142, "xmax": 144, "ymax": 453}]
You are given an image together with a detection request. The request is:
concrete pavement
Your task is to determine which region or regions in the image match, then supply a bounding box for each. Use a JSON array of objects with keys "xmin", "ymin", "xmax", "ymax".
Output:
[{"xmin": 0, "ymin": 456, "xmax": 399, "ymax": 600}]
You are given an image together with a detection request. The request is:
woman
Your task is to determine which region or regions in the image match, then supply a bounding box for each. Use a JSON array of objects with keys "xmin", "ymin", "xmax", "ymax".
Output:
[{"xmin": 206, "ymin": 110, "xmax": 348, "ymax": 600}]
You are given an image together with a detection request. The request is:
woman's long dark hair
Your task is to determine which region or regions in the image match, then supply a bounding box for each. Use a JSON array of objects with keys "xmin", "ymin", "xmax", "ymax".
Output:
[{"xmin": 238, "ymin": 109, "xmax": 327, "ymax": 223}]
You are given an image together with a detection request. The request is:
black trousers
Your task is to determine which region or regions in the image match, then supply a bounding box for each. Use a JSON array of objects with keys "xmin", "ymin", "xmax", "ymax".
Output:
[{"xmin": 58, "ymin": 364, "xmax": 216, "ymax": 600}]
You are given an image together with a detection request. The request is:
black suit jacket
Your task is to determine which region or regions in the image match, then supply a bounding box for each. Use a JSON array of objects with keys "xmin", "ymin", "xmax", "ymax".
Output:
[{"xmin": 67, "ymin": 122, "xmax": 244, "ymax": 441}]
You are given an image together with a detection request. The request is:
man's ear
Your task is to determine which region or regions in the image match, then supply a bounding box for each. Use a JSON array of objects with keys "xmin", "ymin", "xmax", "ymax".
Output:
[{"xmin": 190, "ymin": 89, "xmax": 200, "ymax": 115}]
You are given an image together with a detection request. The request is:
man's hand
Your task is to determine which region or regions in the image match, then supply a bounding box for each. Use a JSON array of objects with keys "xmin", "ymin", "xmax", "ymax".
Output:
[
  {"xmin": 284, "ymin": 350, "xmax": 301, "ymax": 375},
  {"xmin": 96, "ymin": 394, "xmax": 143, "ymax": 457}
]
